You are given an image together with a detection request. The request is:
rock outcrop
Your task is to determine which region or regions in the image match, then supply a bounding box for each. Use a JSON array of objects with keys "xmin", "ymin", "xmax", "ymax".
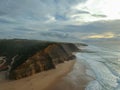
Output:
[
  {"xmin": 0, "ymin": 39, "xmax": 80, "ymax": 80},
  {"xmin": 8, "ymin": 43, "xmax": 79, "ymax": 80}
]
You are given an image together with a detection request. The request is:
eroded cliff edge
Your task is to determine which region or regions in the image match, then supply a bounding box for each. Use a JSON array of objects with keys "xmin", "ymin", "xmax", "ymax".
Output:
[{"xmin": 0, "ymin": 39, "xmax": 84, "ymax": 80}]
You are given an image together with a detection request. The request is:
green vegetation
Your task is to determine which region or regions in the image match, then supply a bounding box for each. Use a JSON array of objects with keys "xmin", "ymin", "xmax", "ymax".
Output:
[
  {"xmin": 0, "ymin": 39, "xmax": 53, "ymax": 70},
  {"xmin": 0, "ymin": 39, "xmax": 81, "ymax": 72},
  {"xmin": 0, "ymin": 60, "xmax": 4, "ymax": 64}
]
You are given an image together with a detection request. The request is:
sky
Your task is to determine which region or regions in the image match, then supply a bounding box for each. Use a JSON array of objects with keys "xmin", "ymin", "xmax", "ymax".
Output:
[{"xmin": 0, "ymin": 0, "xmax": 120, "ymax": 42}]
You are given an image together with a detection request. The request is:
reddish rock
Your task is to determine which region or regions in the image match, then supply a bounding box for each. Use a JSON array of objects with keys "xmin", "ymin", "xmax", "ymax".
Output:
[{"xmin": 9, "ymin": 43, "xmax": 79, "ymax": 80}]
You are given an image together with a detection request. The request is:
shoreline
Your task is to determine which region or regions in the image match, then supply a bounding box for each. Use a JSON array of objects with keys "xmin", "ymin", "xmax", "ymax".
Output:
[
  {"xmin": 48, "ymin": 58, "xmax": 94, "ymax": 90},
  {"xmin": 0, "ymin": 60, "xmax": 75, "ymax": 90}
]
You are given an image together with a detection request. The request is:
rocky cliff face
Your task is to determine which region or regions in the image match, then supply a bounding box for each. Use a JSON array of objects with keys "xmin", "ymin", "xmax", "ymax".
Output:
[
  {"xmin": 7, "ymin": 42, "xmax": 79, "ymax": 80},
  {"xmin": 0, "ymin": 39, "xmax": 80, "ymax": 80}
]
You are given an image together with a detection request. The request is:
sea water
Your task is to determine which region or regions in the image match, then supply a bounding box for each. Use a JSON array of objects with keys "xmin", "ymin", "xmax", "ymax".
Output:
[{"xmin": 77, "ymin": 41, "xmax": 120, "ymax": 90}]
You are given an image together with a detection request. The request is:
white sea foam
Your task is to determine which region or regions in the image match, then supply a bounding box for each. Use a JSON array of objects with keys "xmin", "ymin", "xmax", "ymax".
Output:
[{"xmin": 76, "ymin": 44, "xmax": 120, "ymax": 90}]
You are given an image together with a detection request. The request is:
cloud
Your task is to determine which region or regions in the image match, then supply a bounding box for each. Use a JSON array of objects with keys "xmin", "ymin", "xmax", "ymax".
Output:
[
  {"xmin": 0, "ymin": 0, "xmax": 120, "ymax": 42},
  {"xmin": 55, "ymin": 14, "xmax": 68, "ymax": 21},
  {"xmin": 50, "ymin": 20, "xmax": 120, "ymax": 40},
  {"xmin": 59, "ymin": 20, "xmax": 120, "ymax": 33},
  {"xmin": 86, "ymin": 32, "xmax": 115, "ymax": 39},
  {"xmin": 0, "ymin": 11, "xmax": 7, "ymax": 16},
  {"xmin": 45, "ymin": 15, "xmax": 56, "ymax": 23},
  {"xmin": 0, "ymin": 18, "xmax": 12, "ymax": 24},
  {"xmin": 0, "ymin": 17, "xmax": 16, "ymax": 24},
  {"xmin": 71, "ymin": 0, "xmax": 120, "ymax": 22},
  {"xmin": 13, "ymin": 27, "xmax": 34, "ymax": 32},
  {"xmin": 91, "ymin": 14, "xmax": 107, "ymax": 18}
]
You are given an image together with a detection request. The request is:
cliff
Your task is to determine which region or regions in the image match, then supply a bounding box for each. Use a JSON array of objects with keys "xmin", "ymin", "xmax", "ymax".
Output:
[
  {"xmin": 0, "ymin": 39, "xmax": 80, "ymax": 80},
  {"xmin": 9, "ymin": 43, "xmax": 79, "ymax": 80}
]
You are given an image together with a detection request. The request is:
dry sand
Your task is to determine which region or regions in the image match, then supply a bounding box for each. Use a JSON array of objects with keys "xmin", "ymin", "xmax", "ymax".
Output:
[
  {"xmin": 0, "ymin": 60, "xmax": 75, "ymax": 90},
  {"xmin": 0, "ymin": 59, "xmax": 93, "ymax": 90},
  {"xmin": 47, "ymin": 59, "xmax": 94, "ymax": 90}
]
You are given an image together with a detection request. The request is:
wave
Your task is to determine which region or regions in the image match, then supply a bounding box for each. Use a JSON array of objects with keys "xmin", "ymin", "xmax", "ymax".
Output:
[{"xmin": 76, "ymin": 45, "xmax": 120, "ymax": 90}]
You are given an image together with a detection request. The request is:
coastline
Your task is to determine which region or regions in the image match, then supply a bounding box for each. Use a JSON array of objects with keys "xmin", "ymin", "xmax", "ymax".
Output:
[
  {"xmin": 48, "ymin": 57, "xmax": 94, "ymax": 90},
  {"xmin": 0, "ymin": 60, "xmax": 75, "ymax": 90}
]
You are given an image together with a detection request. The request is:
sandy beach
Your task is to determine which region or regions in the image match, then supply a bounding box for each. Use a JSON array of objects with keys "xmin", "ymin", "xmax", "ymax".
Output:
[
  {"xmin": 0, "ymin": 60, "xmax": 75, "ymax": 90},
  {"xmin": 47, "ymin": 58, "xmax": 94, "ymax": 90},
  {"xmin": 0, "ymin": 58, "xmax": 93, "ymax": 90}
]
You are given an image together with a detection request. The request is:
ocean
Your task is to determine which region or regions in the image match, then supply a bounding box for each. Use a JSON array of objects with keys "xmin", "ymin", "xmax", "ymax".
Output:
[{"xmin": 77, "ymin": 40, "xmax": 120, "ymax": 90}]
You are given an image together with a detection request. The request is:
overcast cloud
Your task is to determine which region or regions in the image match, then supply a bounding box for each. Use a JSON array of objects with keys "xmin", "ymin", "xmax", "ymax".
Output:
[{"xmin": 0, "ymin": 0, "xmax": 120, "ymax": 42}]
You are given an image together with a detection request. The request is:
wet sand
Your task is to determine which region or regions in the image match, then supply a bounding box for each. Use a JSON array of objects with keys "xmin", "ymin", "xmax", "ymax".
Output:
[
  {"xmin": 0, "ymin": 60, "xmax": 75, "ymax": 90},
  {"xmin": 47, "ymin": 58, "xmax": 94, "ymax": 90}
]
